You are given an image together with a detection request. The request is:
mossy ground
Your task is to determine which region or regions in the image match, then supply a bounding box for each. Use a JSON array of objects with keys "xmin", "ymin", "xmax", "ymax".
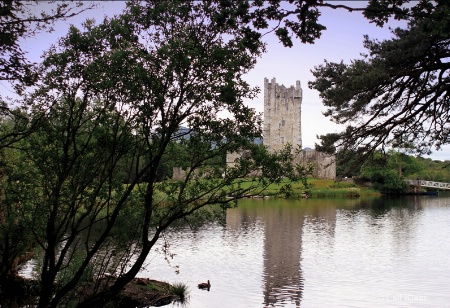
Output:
[
  {"xmin": 76, "ymin": 278, "xmax": 184, "ymax": 307},
  {"xmin": 0, "ymin": 277, "xmax": 185, "ymax": 308}
]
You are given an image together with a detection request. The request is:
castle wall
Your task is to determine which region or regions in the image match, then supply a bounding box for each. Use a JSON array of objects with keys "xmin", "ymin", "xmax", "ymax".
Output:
[
  {"xmin": 295, "ymin": 150, "xmax": 336, "ymax": 180},
  {"xmin": 226, "ymin": 149, "xmax": 336, "ymax": 180},
  {"xmin": 172, "ymin": 167, "xmax": 186, "ymax": 181},
  {"xmin": 226, "ymin": 151, "xmax": 261, "ymax": 177}
]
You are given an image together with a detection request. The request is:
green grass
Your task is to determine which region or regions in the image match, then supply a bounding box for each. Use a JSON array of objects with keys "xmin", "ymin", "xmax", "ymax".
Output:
[
  {"xmin": 305, "ymin": 179, "xmax": 379, "ymax": 198},
  {"xmin": 229, "ymin": 177, "xmax": 379, "ymax": 198},
  {"xmin": 308, "ymin": 187, "xmax": 361, "ymax": 198},
  {"xmin": 129, "ymin": 177, "xmax": 379, "ymax": 200},
  {"xmin": 170, "ymin": 282, "xmax": 189, "ymax": 303}
]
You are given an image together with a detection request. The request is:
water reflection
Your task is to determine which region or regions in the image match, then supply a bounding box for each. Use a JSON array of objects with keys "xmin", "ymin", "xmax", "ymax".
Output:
[
  {"xmin": 18, "ymin": 194, "xmax": 450, "ymax": 307},
  {"xmin": 257, "ymin": 200, "xmax": 304, "ymax": 307},
  {"xmin": 234, "ymin": 198, "xmax": 344, "ymax": 307},
  {"xmin": 237, "ymin": 195, "xmax": 450, "ymax": 307},
  {"xmin": 301, "ymin": 194, "xmax": 450, "ymax": 307}
]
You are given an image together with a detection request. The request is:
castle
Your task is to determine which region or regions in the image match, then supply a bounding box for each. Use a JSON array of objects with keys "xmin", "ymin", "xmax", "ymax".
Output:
[
  {"xmin": 263, "ymin": 77, "xmax": 335, "ymax": 179},
  {"xmin": 227, "ymin": 78, "xmax": 336, "ymax": 179}
]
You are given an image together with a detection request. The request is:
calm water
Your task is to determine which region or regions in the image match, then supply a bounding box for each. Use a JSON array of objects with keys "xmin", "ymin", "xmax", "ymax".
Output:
[{"xmin": 139, "ymin": 195, "xmax": 450, "ymax": 308}]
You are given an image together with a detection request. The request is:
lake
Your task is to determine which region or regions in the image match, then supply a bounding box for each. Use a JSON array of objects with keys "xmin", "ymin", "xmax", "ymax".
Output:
[{"xmin": 139, "ymin": 194, "xmax": 450, "ymax": 307}]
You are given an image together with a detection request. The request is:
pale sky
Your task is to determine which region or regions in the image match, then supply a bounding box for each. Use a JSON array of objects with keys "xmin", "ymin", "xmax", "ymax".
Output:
[{"xmin": 5, "ymin": 1, "xmax": 449, "ymax": 161}]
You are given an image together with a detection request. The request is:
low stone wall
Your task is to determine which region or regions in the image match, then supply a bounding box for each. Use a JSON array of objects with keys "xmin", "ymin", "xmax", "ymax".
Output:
[
  {"xmin": 294, "ymin": 150, "xmax": 336, "ymax": 180},
  {"xmin": 174, "ymin": 150, "xmax": 335, "ymax": 181},
  {"xmin": 225, "ymin": 151, "xmax": 261, "ymax": 177},
  {"xmin": 172, "ymin": 167, "xmax": 187, "ymax": 181},
  {"xmin": 172, "ymin": 166, "xmax": 225, "ymax": 180},
  {"xmin": 225, "ymin": 149, "xmax": 336, "ymax": 180}
]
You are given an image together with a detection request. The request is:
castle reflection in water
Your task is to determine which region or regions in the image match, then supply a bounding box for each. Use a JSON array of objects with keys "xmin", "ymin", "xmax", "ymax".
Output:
[{"xmin": 226, "ymin": 198, "xmax": 338, "ymax": 307}]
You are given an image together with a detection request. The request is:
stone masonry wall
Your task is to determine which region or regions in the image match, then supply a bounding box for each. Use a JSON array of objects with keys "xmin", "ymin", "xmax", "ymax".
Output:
[{"xmin": 294, "ymin": 150, "xmax": 336, "ymax": 180}]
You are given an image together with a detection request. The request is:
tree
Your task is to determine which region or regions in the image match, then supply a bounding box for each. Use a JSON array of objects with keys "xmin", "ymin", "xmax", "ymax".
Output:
[
  {"xmin": 359, "ymin": 151, "xmax": 409, "ymax": 194},
  {"xmin": 0, "ymin": 0, "xmax": 429, "ymax": 148},
  {"xmin": 414, "ymin": 157, "xmax": 450, "ymax": 182},
  {"xmin": 0, "ymin": 142, "xmax": 37, "ymax": 279},
  {"xmin": 3, "ymin": 2, "xmax": 309, "ymax": 307},
  {"xmin": 387, "ymin": 150, "xmax": 423, "ymax": 178},
  {"xmin": 2, "ymin": 1, "xmax": 437, "ymax": 306},
  {"xmin": 310, "ymin": 1, "xmax": 450, "ymax": 159},
  {"xmin": 0, "ymin": 0, "xmax": 94, "ymax": 89},
  {"xmin": 333, "ymin": 149, "xmax": 365, "ymax": 178},
  {"xmin": 358, "ymin": 149, "xmax": 425, "ymax": 194},
  {"xmin": 0, "ymin": 1, "xmax": 95, "ymax": 151}
]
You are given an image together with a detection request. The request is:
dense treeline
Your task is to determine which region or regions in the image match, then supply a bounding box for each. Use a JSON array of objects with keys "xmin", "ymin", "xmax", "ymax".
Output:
[{"xmin": 336, "ymin": 149, "xmax": 450, "ymax": 194}]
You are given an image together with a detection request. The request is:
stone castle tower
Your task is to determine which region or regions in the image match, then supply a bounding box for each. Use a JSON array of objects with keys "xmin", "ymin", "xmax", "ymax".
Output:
[
  {"xmin": 263, "ymin": 78, "xmax": 336, "ymax": 179},
  {"xmin": 263, "ymin": 77, "xmax": 302, "ymax": 151},
  {"xmin": 225, "ymin": 78, "xmax": 335, "ymax": 180}
]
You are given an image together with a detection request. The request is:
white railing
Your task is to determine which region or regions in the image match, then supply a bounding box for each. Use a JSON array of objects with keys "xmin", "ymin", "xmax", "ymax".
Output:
[{"xmin": 406, "ymin": 180, "xmax": 450, "ymax": 190}]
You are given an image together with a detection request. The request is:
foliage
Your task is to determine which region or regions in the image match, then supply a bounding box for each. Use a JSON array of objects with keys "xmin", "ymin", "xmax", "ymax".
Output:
[
  {"xmin": 333, "ymin": 149, "xmax": 365, "ymax": 178},
  {"xmin": 240, "ymin": 0, "xmax": 424, "ymax": 47},
  {"xmin": 0, "ymin": 0, "xmax": 428, "ymax": 92},
  {"xmin": 0, "ymin": 145, "xmax": 38, "ymax": 279},
  {"xmin": 170, "ymin": 282, "xmax": 190, "ymax": 303},
  {"xmin": 311, "ymin": 1, "xmax": 450, "ymax": 158},
  {"xmin": 332, "ymin": 147, "xmax": 450, "ymax": 193},
  {"xmin": 410, "ymin": 157, "xmax": 450, "ymax": 182},
  {"xmin": 0, "ymin": 0, "xmax": 93, "ymax": 89},
  {"xmin": 1, "ymin": 1, "xmax": 440, "ymax": 307},
  {"xmin": 0, "ymin": 1, "xmax": 94, "ymax": 150},
  {"xmin": 0, "ymin": 2, "xmax": 311, "ymax": 307},
  {"xmin": 359, "ymin": 155, "xmax": 392, "ymax": 193},
  {"xmin": 359, "ymin": 151, "xmax": 418, "ymax": 194}
]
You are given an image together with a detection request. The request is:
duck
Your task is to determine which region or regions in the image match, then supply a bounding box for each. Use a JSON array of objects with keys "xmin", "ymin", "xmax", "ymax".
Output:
[{"xmin": 198, "ymin": 280, "xmax": 211, "ymax": 290}]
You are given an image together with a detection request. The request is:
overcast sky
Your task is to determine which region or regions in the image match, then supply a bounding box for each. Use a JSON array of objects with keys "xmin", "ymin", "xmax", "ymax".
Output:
[{"xmin": 6, "ymin": 1, "xmax": 450, "ymax": 161}]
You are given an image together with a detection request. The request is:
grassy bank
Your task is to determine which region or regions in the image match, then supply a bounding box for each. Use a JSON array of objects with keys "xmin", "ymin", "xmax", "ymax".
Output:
[
  {"xmin": 249, "ymin": 178, "xmax": 380, "ymax": 198},
  {"xmin": 141, "ymin": 178, "xmax": 380, "ymax": 201},
  {"xmin": 306, "ymin": 179, "xmax": 380, "ymax": 198}
]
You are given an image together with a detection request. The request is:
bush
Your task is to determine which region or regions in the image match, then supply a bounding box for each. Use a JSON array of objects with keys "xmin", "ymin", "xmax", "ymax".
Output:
[{"xmin": 171, "ymin": 282, "xmax": 189, "ymax": 303}]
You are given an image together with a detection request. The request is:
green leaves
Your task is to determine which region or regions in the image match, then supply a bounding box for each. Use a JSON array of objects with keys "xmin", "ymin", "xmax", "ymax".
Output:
[
  {"xmin": 310, "ymin": 1, "xmax": 450, "ymax": 158},
  {"xmin": 2, "ymin": 2, "xmax": 309, "ymax": 304},
  {"xmin": 358, "ymin": 150, "xmax": 423, "ymax": 194},
  {"xmin": 8, "ymin": 1, "xmax": 441, "ymax": 305},
  {"xmin": 0, "ymin": 1, "xmax": 93, "ymax": 92}
]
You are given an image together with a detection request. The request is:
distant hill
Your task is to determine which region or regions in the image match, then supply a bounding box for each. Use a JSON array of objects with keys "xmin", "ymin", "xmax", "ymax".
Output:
[{"xmin": 176, "ymin": 126, "xmax": 263, "ymax": 145}]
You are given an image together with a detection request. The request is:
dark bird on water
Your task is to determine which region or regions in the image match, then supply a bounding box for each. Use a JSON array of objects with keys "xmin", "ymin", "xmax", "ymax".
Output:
[{"xmin": 198, "ymin": 280, "xmax": 211, "ymax": 290}]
